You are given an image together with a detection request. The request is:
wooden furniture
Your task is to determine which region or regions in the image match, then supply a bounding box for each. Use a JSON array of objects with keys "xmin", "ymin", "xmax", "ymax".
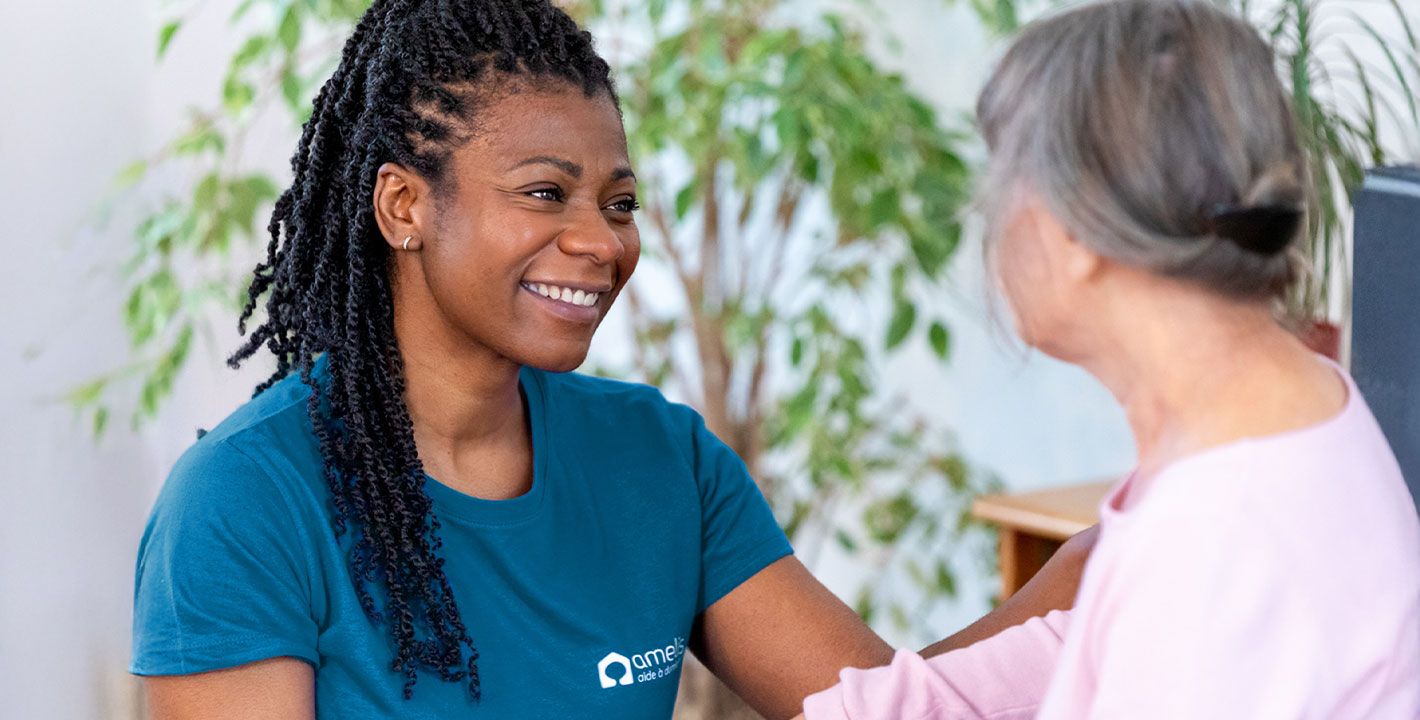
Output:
[{"xmin": 971, "ymin": 480, "xmax": 1113, "ymax": 599}]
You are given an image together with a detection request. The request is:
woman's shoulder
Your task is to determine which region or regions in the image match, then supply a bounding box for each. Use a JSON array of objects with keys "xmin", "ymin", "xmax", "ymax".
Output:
[
  {"xmin": 162, "ymin": 371, "xmax": 324, "ymax": 515},
  {"xmin": 1126, "ymin": 376, "xmax": 1420, "ymax": 582},
  {"xmin": 197, "ymin": 368, "xmax": 317, "ymax": 446}
]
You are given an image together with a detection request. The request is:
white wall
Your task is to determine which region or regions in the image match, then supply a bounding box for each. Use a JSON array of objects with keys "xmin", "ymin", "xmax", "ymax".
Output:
[
  {"xmin": 1, "ymin": 1, "xmax": 161, "ymax": 717},
  {"xmin": 0, "ymin": 1, "xmax": 273, "ymax": 717}
]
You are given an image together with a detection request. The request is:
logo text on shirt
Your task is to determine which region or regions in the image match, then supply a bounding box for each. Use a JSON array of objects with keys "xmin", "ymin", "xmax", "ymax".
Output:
[{"xmin": 597, "ymin": 636, "xmax": 687, "ymax": 689}]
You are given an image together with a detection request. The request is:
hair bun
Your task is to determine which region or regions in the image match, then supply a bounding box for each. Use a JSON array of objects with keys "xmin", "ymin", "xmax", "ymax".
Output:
[{"xmin": 1206, "ymin": 203, "xmax": 1303, "ymax": 255}]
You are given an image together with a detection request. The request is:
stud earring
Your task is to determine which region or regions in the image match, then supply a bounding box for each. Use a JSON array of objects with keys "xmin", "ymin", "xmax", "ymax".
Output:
[{"xmin": 402, "ymin": 235, "xmax": 418, "ymax": 251}]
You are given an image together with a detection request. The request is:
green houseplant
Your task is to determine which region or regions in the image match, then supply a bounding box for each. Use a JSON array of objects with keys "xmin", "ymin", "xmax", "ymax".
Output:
[{"xmin": 582, "ymin": 2, "xmax": 1001, "ymax": 714}]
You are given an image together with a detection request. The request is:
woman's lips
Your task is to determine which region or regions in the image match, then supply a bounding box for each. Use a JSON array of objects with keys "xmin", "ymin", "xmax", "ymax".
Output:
[{"xmin": 520, "ymin": 281, "xmax": 602, "ymax": 323}]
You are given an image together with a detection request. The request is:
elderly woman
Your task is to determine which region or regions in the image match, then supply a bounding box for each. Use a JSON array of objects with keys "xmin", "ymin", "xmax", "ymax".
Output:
[{"xmin": 801, "ymin": 0, "xmax": 1420, "ymax": 717}]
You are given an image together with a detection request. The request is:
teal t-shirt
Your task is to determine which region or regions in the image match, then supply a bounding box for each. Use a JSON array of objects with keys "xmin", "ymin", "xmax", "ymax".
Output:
[{"xmin": 131, "ymin": 363, "xmax": 792, "ymax": 718}]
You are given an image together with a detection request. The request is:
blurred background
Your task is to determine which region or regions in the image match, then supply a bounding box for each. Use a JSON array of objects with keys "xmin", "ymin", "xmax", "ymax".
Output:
[{"xmin": 1, "ymin": 0, "xmax": 1414, "ymax": 718}]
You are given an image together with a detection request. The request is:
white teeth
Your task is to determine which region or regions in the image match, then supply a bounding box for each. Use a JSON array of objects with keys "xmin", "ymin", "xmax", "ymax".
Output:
[{"xmin": 526, "ymin": 283, "xmax": 601, "ymax": 308}]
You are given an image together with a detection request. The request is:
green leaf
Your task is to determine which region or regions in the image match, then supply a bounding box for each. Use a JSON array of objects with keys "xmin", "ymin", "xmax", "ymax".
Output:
[
  {"xmin": 114, "ymin": 160, "xmax": 147, "ymax": 190},
  {"xmin": 884, "ymin": 298, "xmax": 916, "ymax": 350},
  {"xmin": 230, "ymin": 0, "xmax": 261, "ymax": 22},
  {"xmin": 157, "ymin": 20, "xmax": 182, "ymax": 59},
  {"xmin": 126, "ymin": 269, "xmax": 182, "ymax": 346},
  {"xmin": 226, "ymin": 174, "xmax": 280, "ymax": 239},
  {"xmin": 866, "ymin": 188, "xmax": 899, "ymax": 229},
  {"xmin": 935, "ymin": 561, "xmax": 958, "ymax": 597},
  {"xmin": 674, "ymin": 181, "xmax": 697, "ymax": 220},
  {"xmin": 864, "ymin": 492, "xmax": 919, "ymax": 543},
  {"xmin": 173, "ymin": 122, "xmax": 224, "ymax": 156},
  {"xmin": 281, "ymin": 68, "xmax": 305, "ymax": 112},
  {"xmin": 889, "ymin": 605, "xmax": 910, "ymax": 632},
  {"xmin": 910, "ymin": 224, "xmax": 957, "ymax": 277},
  {"xmin": 854, "ymin": 587, "xmax": 875, "ymax": 624},
  {"xmin": 222, "ymin": 76, "xmax": 257, "ymax": 114},
  {"xmin": 136, "ymin": 206, "xmax": 185, "ymax": 257},
  {"xmin": 1347, "ymin": 10, "xmax": 1419, "ymax": 127},
  {"xmin": 939, "ymin": 453, "xmax": 969, "ymax": 491},
  {"xmin": 781, "ymin": 500, "xmax": 812, "ymax": 541},
  {"xmin": 232, "ymin": 35, "xmax": 271, "ymax": 69},
  {"xmin": 92, "ymin": 406, "xmax": 110, "ymax": 437},
  {"xmin": 278, "ymin": 7, "xmax": 302, "ymax": 52},
  {"xmin": 889, "ymin": 263, "xmax": 907, "ymax": 299},
  {"xmin": 780, "ymin": 382, "xmax": 819, "ymax": 441},
  {"xmin": 137, "ymin": 325, "xmax": 194, "ymax": 420},
  {"xmin": 835, "ymin": 528, "xmax": 858, "ymax": 552},
  {"xmin": 66, "ymin": 377, "xmax": 108, "ymax": 407},
  {"xmin": 193, "ymin": 172, "xmax": 221, "ymax": 209},
  {"xmin": 928, "ymin": 321, "xmax": 950, "ymax": 360}
]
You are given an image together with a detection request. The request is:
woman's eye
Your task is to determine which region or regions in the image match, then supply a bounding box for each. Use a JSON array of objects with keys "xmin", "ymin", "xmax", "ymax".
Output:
[
  {"xmin": 607, "ymin": 197, "xmax": 641, "ymax": 213},
  {"xmin": 527, "ymin": 187, "xmax": 564, "ymax": 202}
]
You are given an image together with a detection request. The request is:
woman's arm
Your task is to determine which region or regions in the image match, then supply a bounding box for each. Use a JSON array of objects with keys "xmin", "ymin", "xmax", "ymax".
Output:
[
  {"xmin": 692, "ymin": 556, "xmax": 893, "ymax": 720},
  {"xmin": 697, "ymin": 526, "xmax": 1095, "ymax": 720},
  {"xmin": 143, "ymin": 658, "xmax": 315, "ymax": 720},
  {"xmin": 921, "ymin": 524, "xmax": 1096, "ymax": 657}
]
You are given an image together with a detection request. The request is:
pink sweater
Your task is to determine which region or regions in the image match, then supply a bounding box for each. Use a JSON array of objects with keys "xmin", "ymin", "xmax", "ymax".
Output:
[{"xmin": 806, "ymin": 367, "xmax": 1420, "ymax": 719}]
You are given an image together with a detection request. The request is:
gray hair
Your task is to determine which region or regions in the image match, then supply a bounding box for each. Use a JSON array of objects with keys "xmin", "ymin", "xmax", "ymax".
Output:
[{"xmin": 975, "ymin": 0, "xmax": 1307, "ymax": 299}]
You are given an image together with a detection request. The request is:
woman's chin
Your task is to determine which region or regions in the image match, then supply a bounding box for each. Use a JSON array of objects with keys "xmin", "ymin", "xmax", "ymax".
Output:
[{"xmin": 516, "ymin": 343, "xmax": 592, "ymax": 374}]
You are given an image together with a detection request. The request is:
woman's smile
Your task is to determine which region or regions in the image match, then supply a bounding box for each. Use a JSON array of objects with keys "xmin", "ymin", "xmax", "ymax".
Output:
[{"xmin": 520, "ymin": 279, "xmax": 608, "ymax": 322}]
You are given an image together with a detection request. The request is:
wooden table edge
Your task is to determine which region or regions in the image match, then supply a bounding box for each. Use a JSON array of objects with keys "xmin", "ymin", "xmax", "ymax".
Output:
[{"xmin": 970, "ymin": 500, "xmax": 1091, "ymax": 541}]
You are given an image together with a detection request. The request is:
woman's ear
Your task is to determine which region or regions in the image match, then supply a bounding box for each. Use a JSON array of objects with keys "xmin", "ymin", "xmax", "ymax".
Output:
[
  {"xmin": 1031, "ymin": 203, "xmax": 1102, "ymax": 287},
  {"xmin": 373, "ymin": 162, "xmax": 433, "ymax": 252}
]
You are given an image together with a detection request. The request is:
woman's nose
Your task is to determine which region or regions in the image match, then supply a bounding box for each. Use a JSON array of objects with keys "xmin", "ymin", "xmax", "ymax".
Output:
[{"xmin": 556, "ymin": 208, "xmax": 625, "ymax": 265}]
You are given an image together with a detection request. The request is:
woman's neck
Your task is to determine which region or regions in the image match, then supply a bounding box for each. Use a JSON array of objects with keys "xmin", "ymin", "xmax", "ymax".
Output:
[
  {"xmin": 1074, "ymin": 283, "xmax": 1342, "ymax": 480},
  {"xmin": 401, "ymin": 342, "xmax": 525, "ymax": 447},
  {"xmin": 394, "ymin": 293, "xmax": 533, "ymax": 500}
]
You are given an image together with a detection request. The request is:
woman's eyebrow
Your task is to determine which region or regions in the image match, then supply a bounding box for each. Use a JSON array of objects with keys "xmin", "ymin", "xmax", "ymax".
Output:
[
  {"xmin": 510, "ymin": 155, "xmax": 582, "ymax": 177},
  {"xmin": 507, "ymin": 156, "xmax": 635, "ymax": 183}
]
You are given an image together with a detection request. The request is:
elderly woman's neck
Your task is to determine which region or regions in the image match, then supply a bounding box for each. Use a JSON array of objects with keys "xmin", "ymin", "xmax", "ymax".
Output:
[{"xmin": 1077, "ymin": 281, "xmax": 1332, "ymax": 478}]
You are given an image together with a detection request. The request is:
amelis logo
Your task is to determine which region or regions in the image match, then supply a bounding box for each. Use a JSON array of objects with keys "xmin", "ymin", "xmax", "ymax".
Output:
[{"xmin": 596, "ymin": 637, "xmax": 687, "ymax": 689}]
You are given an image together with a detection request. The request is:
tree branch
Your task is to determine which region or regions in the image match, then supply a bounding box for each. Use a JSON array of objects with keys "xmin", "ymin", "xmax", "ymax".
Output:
[
  {"xmin": 694, "ymin": 155, "xmax": 736, "ymax": 447},
  {"xmin": 622, "ymin": 283, "xmax": 698, "ymax": 406},
  {"xmin": 760, "ymin": 178, "xmax": 804, "ymax": 304},
  {"xmin": 645, "ymin": 196, "xmax": 696, "ymax": 294}
]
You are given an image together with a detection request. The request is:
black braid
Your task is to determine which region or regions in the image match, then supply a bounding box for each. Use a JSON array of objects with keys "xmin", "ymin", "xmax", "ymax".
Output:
[{"xmin": 229, "ymin": 0, "xmax": 615, "ymax": 701}]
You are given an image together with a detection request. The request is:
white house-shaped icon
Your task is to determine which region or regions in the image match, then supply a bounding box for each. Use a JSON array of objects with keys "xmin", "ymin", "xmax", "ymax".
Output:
[{"xmin": 598, "ymin": 652, "xmax": 634, "ymax": 689}]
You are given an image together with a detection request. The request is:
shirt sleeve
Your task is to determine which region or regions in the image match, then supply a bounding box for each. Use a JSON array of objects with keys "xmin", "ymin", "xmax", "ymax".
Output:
[
  {"xmin": 803, "ymin": 609, "xmax": 1070, "ymax": 720},
  {"xmin": 687, "ymin": 410, "xmax": 794, "ymax": 613},
  {"xmin": 131, "ymin": 439, "xmax": 319, "ymax": 676}
]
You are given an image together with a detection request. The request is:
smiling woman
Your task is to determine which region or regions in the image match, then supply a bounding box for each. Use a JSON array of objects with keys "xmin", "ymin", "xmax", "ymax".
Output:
[
  {"xmin": 376, "ymin": 84, "xmax": 640, "ymax": 377},
  {"xmin": 127, "ymin": 1, "xmax": 1085, "ymax": 718}
]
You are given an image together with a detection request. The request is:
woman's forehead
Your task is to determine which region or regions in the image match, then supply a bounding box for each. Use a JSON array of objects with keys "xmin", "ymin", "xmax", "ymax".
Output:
[{"xmin": 460, "ymin": 86, "xmax": 628, "ymax": 168}]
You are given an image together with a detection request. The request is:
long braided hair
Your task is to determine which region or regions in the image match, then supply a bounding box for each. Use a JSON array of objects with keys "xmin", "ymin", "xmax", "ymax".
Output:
[{"xmin": 229, "ymin": 0, "xmax": 615, "ymax": 701}]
